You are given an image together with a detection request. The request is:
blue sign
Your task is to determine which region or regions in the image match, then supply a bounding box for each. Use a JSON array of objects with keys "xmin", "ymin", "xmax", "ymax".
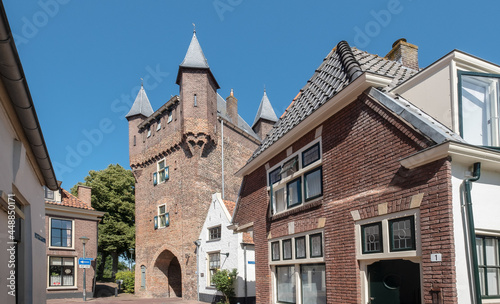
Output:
[
  {"xmin": 78, "ymin": 258, "xmax": 92, "ymax": 265},
  {"xmin": 34, "ymin": 233, "xmax": 45, "ymax": 243},
  {"xmin": 248, "ymin": 261, "xmax": 255, "ymax": 264}
]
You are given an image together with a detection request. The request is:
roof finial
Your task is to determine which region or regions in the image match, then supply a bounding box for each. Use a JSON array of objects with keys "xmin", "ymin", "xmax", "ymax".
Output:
[
  {"xmin": 192, "ymin": 23, "xmax": 196, "ymax": 33},
  {"xmin": 140, "ymin": 77, "xmax": 143, "ymax": 87},
  {"xmin": 264, "ymin": 84, "xmax": 266, "ymax": 93},
  {"xmin": 230, "ymin": 88, "xmax": 234, "ymax": 97}
]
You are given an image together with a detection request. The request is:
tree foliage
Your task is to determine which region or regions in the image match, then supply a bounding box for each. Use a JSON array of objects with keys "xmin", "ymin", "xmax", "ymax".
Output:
[
  {"xmin": 71, "ymin": 164, "xmax": 135, "ymax": 279},
  {"xmin": 212, "ymin": 268, "xmax": 238, "ymax": 304}
]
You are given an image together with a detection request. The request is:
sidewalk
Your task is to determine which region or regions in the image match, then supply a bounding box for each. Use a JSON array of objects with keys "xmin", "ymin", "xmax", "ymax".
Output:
[{"xmin": 47, "ymin": 293, "xmax": 206, "ymax": 304}]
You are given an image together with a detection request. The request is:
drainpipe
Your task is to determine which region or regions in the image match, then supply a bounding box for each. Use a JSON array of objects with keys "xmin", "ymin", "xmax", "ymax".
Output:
[
  {"xmin": 194, "ymin": 240, "xmax": 201, "ymax": 301},
  {"xmin": 221, "ymin": 119, "xmax": 225, "ymax": 199},
  {"xmin": 464, "ymin": 162, "xmax": 481, "ymax": 304},
  {"xmin": 243, "ymin": 244, "xmax": 247, "ymax": 304}
]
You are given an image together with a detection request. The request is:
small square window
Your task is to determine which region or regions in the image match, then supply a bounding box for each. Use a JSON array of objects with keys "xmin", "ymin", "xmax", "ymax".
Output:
[
  {"xmin": 287, "ymin": 178, "xmax": 302, "ymax": 208},
  {"xmin": 304, "ymin": 167, "xmax": 322, "ymax": 201},
  {"xmin": 283, "ymin": 239, "xmax": 292, "ymax": 260},
  {"xmin": 362, "ymin": 222, "xmax": 383, "ymax": 254},
  {"xmin": 295, "ymin": 236, "xmax": 306, "ymax": 259},
  {"xmin": 271, "ymin": 241, "xmax": 280, "ymax": 261},
  {"xmin": 209, "ymin": 226, "xmax": 221, "ymax": 240},
  {"xmin": 45, "ymin": 187, "xmax": 54, "ymax": 200},
  {"xmin": 389, "ymin": 216, "xmax": 416, "ymax": 251},
  {"xmin": 310, "ymin": 233, "xmax": 323, "ymax": 258},
  {"xmin": 302, "ymin": 143, "xmax": 320, "ymax": 167}
]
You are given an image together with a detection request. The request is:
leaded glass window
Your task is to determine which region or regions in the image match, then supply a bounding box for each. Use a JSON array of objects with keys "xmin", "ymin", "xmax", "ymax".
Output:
[
  {"xmin": 295, "ymin": 236, "xmax": 306, "ymax": 259},
  {"xmin": 310, "ymin": 233, "xmax": 323, "ymax": 258},
  {"xmin": 362, "ymin": 222, "xmax": 382, "ymax": 254},
  {"xmin": 283, "ymin": 239, "xmax": 292, "ymax": 260},
  {"xmin": 302, "ymin": 143, "xmax": 320, "ymax": 167},
  {"xmin": 272, "ymin": 241, "xmax": 280, "ymax": 261},
  {"xmin": 389, "ymin": 216, "xmax": 416, "ymax": 251}
]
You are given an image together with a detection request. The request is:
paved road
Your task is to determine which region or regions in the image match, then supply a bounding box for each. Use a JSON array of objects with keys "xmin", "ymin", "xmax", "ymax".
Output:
[{"xmin": 47, "ymin": 294, "xmax": 206, "ymax": 304}]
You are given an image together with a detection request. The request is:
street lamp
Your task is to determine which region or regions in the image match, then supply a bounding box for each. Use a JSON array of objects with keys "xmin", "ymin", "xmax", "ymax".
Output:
[
  {"xmin": 128, "ymin": 248, "xmax": 134, "ymax": 271},
  {"xmin": 79, "ymin": 236, "xmax": 89, "ymax": 301}
]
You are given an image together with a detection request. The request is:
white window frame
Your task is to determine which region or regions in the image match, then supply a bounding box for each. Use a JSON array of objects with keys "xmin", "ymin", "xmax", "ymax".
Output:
[
  {"xmin": 49, "ymin": 217, "xmax": 75, "ymax": 250},
  {"xmin": 207, "ymin": 251, "xmax": 220, "ymax": 287},
  {"xmin": 158, "ymin": 204, "xmax": 168, "ymax": 228},
  {"xmin": 269, "ymin": 230, "xmax": 324, "ymax": 265},
  {"xmin": 208, "ymin": 225, "xmax": 221, "ymax": 241},
  {"xmin": 47, "ymin": 256, "xmax": 77, "ymax": 289},
  {"xmin": 156, "ymin": 159, "xmax": 169, "ymax": 184},
  {"xmin": 268, "ymin": 138, "xmax": 323, "ymax": 216}
]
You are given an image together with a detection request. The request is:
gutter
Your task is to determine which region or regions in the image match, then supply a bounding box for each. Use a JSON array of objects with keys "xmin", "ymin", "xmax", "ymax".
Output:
[
  {"xmin": 0, "ymin": 3, "xmax": 58, "ymax": 190},
  {"xmin": 463, "ymin": 162, "xmax": 482, "ymax": 304}
]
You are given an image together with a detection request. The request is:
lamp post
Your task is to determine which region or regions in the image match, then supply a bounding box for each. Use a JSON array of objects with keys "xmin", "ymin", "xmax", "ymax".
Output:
[
  {"xmin": 128, "ymin": 248, "xmax": 134, "ymax": 271},
  {"xmin": 79, "ymin": 236, "xmax": 89, "ymax": 301}
]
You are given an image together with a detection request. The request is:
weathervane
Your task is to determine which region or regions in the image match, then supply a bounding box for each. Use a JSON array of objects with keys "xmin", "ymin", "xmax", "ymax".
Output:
[
  {"xmin": 192, "ymin": 23, "xmax": 196, "ymax": 33},
  {"xmin": 140, "ymin": 77, "xmax": 143, "ymax": 87}
]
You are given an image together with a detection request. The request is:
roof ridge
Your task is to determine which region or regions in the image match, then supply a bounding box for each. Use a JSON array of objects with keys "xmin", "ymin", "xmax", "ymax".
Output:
[{"xmin": 337, "ymin": 41, "xmax": 363, "ymax": 82}]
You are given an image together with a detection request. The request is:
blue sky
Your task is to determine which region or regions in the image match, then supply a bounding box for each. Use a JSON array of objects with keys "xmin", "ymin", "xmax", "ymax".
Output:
[{"xmin": 3, "ymin": 0, "xmax": 500, "ymax": 189}]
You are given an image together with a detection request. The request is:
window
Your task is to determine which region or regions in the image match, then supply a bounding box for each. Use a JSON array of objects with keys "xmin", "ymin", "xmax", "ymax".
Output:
[
  {"xmin": 295, "ymin": 237, "xmax": 306, "ymax": 259},
  {"xmin": 50, "ymin": 219, "xmax": 72, "ymax": 248},
  {"xmin": 44, "ymin": 187, "xmax": 54, "ymax": 200},
  {"xmin": 208, "ymin": 252, "xmax": 220, "ymax": 286},
  {"xmin": 156, "ymin": 120, "xmax": 161, "ymax": 131},
  {"xmin": 287, "ymin": 178, "xmax": 302, "ymax": 208},
  {"xmin": 277, "ymin": 266, "xmax": 296, "ymax": 303},
  {"xmin": 194, "ymin": 94, "xmax": 197, "ymax": 107},
  {"xmin": 155, "ymin": 159, "xmax": 169, "ymax": 184},
  {"xmin": 362, "ymin": 222, "xmax": 383, "ymax": 254},
  {"xmin": 269, "ymin": 140, "xmax": 323, "ymax": 216},
  {"xmin": 459, "ymin": 72, "xmax": 500, "ymax": 147},
  {"xmin": 310, "ymin": 233, "xmax": 323, "ymax": 258},
  {"xmin": 167, "ymin": 111, "xmax": 173, "ymax": 123},
  {"xmin": 147, "ymin": 126, "xmax": 151, "ymax": 138},
  {"xmin": 476, "ymin": 235, "xmax": 500, "ymax": 298},
  {"xmin": 272, "ymin": 241, "xmax": 280, "ymax": 261},
  {"xmin": 283, "ymin": 239, "xmax": 293, "ymax": 260},
  {"xmin": 209, "ymin": 226, "xmax": 221, "ymax": 240},
  {"xmin": 158, "ymin": 205, "xmax": 169, "ymax": 228},
  {"xmin": 304, "ymin": 167, "xmax": 322, "ymax": 201},
  {"xmin": 301, "ymin": 264, "xmax": 326, "ymax": 304},
  {"xmin": 389, "ymin": 216, "xmax": 416, "ymax": 251},
  {"xmin": 140, "ymin": 266, "xmax": 146, "ymax": 289},
  {"xmin": 49, "ymin": 257, "xmax": 75, "ymax": 287}
]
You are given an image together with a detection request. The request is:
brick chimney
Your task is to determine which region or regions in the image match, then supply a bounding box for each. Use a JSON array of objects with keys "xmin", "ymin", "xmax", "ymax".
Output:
[
  {"xmin": 385, "ymin": 38, "xmax": 418, "ymax": 70},
  {"xmin": 77, "ymin": 185, "xmax": 92, "ymax": 207},
  {"xmin": 226, "ymin": 89, "xmax": 238, "ymax": 123}
]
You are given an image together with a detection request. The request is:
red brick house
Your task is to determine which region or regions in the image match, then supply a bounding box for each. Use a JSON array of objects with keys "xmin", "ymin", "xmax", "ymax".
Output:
[
  {"xmin": 45, "ymin": 186, "xmax": 104, "ymax": 299},
  {"xmin": 126, "ymin": 31, "xmax": 278, "ymax": 300},
  {"xmin": 231, "ymin": 39, "xmax": 500, "ymax": 304}
]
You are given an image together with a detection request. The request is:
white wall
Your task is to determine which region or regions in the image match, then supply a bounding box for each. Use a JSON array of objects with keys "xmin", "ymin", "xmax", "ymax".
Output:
[
  {"xmin": 197, "ymin": 193, "xmax": 255, "ymax": 300},
  {"xmin": 0, "ymin": 99, "xmax": 47, "ymax": 304},
  {"xmin": 451, "ymin": 162, "xmax": 500, "ymax": 303}
]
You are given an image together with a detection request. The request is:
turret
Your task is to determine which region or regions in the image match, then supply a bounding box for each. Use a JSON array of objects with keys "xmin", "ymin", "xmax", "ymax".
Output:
[
  {"xmin": 252, "ymin": 89, "xmax": 278, "ymax": 140},
  {"xmin": 126, "ymin": 84, "xmax": 154, "ymax": 162},
  {"xmin": 176, "ymin": 30, "xmax": 219, "ymax": 139}
]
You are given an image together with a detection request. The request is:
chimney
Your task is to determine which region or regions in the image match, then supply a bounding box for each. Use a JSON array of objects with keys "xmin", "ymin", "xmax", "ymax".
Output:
[
  {"xmin": 226, "ymin": 89, "xmax": 238, "ymax": 123},
  {"xmin": 385, "ymin": 38, "xmax": 418, "ymax": 70},
  {"xmin": 77, "ymin": 185, "xmax": 92, "ymax": 207}
]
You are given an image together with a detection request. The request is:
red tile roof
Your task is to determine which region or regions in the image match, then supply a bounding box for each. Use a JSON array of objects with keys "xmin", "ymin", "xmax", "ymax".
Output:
[
  {"xmin": 223, "ymin": 199, "xmax": 236, "ymax": 216},
  {"xmin": 46, "ymin": 189, "xmax": 94, "ymax": 210},
  {"xmin": 242, "ymin": 232, "xmax": 254, "ymax": 244}
]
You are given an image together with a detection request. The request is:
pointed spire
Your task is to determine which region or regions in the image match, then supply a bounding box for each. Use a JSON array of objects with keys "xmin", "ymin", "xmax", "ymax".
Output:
[
  {"xmin": 252, "ymin": 88, "xmax": 278, "ymax": 128},
  {"xmin": 125, "ymin": 84, "xmax": 154, "ymax": 119},
  {"xmin": 179, "ymin": 30, "xmax": 209, "ymax": 69}
]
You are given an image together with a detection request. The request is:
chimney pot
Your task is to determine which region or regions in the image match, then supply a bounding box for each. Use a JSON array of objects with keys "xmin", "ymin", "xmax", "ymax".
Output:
[
  {"xmin": 226, "ymin": 90, "xmax": 238, "ymax": 123},
  {"xmin": 385, "ymin": 38, "xmax": 419, "ymax": 70}
]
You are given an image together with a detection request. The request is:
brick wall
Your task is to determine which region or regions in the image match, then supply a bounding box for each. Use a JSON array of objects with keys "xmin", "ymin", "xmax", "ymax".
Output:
[{"xmin": 235, "ymin": 93, "xmax": 457, "ymax": 303}]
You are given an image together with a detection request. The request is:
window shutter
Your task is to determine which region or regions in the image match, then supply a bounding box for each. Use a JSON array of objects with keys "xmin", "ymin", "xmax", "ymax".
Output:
[
  {"xmin": 153, "ymin": 172, "xmax": 157, "ymax": 186},
  {"xmin": 154, "ymin": 216, "xmax": 158, "ymax": 230}
]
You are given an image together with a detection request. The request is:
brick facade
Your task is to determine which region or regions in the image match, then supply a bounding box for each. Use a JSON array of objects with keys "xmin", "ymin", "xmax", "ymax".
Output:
[
  {"xmin": 234, "ymin": 93, "xmax": 457, "ymax": 303},
  {"xmin": 129, "ymin": 64, "xmax": 259, "ymax": 299}
]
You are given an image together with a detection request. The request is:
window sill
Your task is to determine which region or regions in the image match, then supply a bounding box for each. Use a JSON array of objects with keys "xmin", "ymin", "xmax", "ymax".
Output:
[
  {"xmin": 48, "ymin": 247, "xmax": 75, "ymax": 251},
  {"xmin": 47, "ymin": 286, "xmax": 77, "ymax": 290},
  {"xmin": 207, "ymin": 239, "xmax": 221, "ymax": 243},
  {"xmin": 271, "ymin": 200, "xmax": 322, "ymax": 221}
]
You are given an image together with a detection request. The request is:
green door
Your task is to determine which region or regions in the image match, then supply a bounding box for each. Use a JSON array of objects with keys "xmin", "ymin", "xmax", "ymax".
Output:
[{"xmin": 368, "ymin": 260, "xmax": 421, "ymax": 304}]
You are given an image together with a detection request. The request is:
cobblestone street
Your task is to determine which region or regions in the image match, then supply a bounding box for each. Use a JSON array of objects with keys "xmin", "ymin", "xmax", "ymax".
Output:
[{"xmin": 47, "ymin": 294, "xmax": 205, "ymax": 304}]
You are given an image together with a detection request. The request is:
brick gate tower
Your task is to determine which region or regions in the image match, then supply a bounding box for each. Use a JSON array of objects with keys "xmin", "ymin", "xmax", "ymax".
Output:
[{"xmin": 126, "ymin": 31, "xmax": 275, "ymax": 300}]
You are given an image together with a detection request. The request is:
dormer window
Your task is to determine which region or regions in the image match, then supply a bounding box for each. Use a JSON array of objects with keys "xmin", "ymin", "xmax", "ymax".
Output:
[{"xmin": 459, "ymin": 72, "xmax": 500, "ymax": 147}]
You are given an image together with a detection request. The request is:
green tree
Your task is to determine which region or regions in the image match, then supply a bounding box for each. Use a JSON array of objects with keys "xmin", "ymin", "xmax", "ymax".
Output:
[
  {"xmin": 212, "ymin": 269, "xmax": 238, "ymax": 304},
  {"xmin": 71, "ymin": 164, "xmax": 135, "ymax": 280}
]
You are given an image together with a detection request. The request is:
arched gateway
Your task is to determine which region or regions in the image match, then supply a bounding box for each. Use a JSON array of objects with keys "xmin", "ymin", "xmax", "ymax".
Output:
[{"xmin": 150, "ymin": 249, "xmax": 182, "ymax": 298}]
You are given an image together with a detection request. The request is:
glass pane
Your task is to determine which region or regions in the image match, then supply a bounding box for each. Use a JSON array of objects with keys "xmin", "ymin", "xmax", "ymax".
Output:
[
  {"xmin": 487, "ymin": 268, "xmax": 500, "ymax": 296},
  {"xmin": 269, "ymin": 167, "xmax": 281, "ymax": 185},
  {"xmin": 51, "ymin": 219, "xmax": 61, "ymax": 229},
  {"xmin": 479, "ymin": 267, "xmax": 486, "ymax": 296},
  {"xmin": 287, "ymin": 179, "xmax": 301, "ymax": 207},
  {"xmin": 305, "ymin": 168, "xmax": 322, "ymax": 200},
  {"xmin": 296, "ymin": 237, "xmax": 306, "ymax": 259},
  {"xmin": 158, "ymin": 160, "xmax": 165, "ymax": 170},
  {"xmin": 485, "ymin": 238, "xmax": 499, "ymax": 266},
  {"xmin": 363, "ymin": 223, "xmax": 382, "ymax": 253},
  {"xmin": 277, "ymin": 266, "xmax": 296, "ymax": 303},
  {"xmin": 311, "ymin": 234, "xmax": 323, "ymax": 257},
  {"xmin": 272, "ymin": 242, "xmax": 280, "ymax": 261},
  {"xmin": 283, "ymin": 239, "xmax": 292, "ymax": 260},
  {"xmin": 275, "ymin": 188, "xmax": 286, "ymax": 213},
  {"xmin": 477, "ymin": 237, "xmax": 485, "ymax": 266},
  {"xmin": 159, "ymin": 170, "xmax": 166, "ymax": 182},
  {"xmin": 302, "ymin": 144, "xmax": 320, "ymax": 167},
  {"xmin": 62, "ymin": 220, "xmax": 72, "ymax": 229},
  {"xmin": 50, "ymin": 257, "xmax": 62, "ymax": 266},
  {"xmin": 159, "ymin": 205, "xmax": 165, "ymax": 214},
  {"xmin": 62, "ymin": 230, "xmax": 71, "ymax": 247},
  {"xmin": 160, "ymin": 215, "xmax": 166, "ymax": 227},
  {"xmin": 301, "ymin": 264, "xmax": 326, "ymax": 304},
  {"xmin": 390, "ymin": 217, "xmax": 415, "ymax": 251},
  {"xmin": 63, "ymin": 258, "xmax": 74, "ymax": 266}
]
